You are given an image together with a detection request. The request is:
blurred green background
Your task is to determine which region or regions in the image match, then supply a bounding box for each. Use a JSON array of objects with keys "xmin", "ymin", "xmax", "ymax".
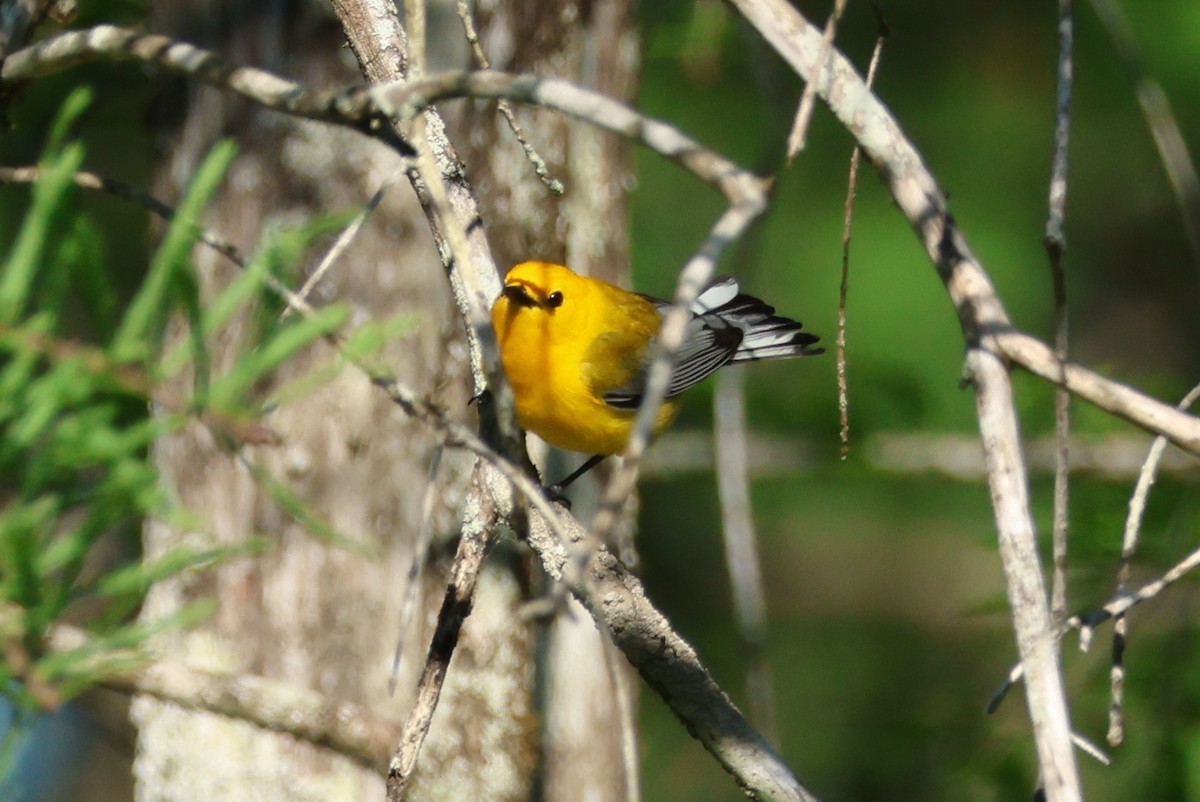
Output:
[
  {"xmin": 632, "ymin": 2, "xmax": 1200, "ymax": 801},
  {"xmin": 3, "ymin": 0, "xmax": 1200, "ymax": 800}
]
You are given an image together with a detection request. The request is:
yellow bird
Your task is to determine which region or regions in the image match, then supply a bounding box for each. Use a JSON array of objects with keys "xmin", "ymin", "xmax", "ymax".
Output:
[{"xmin": 491, "ymin": 261, "xmax": 823, "ymax": 489}]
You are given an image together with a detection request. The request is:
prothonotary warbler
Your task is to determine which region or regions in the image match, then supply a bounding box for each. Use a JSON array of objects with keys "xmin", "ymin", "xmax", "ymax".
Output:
[{"xmin": 491, "ymin": 261, "xmax": 823, "ymax": 490}]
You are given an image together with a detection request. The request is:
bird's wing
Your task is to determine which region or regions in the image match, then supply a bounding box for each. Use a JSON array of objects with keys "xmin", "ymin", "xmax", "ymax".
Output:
[
  {"xmin": 601, "ymin": 280, "xmax": 745, "ymax": 409},
  {"xmin": 602, "ymin": 277, "xmax": 822, "ymax": 410}
]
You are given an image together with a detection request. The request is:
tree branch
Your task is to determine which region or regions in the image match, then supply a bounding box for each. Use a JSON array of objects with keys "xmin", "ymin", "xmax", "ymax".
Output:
[
  {"xmin": 726, "ymin": 2, "xmax": 1085, "ymax": 799},
  {"xmin": 45, "ymin": 623, "xmax": 400, "ymax": 772}
]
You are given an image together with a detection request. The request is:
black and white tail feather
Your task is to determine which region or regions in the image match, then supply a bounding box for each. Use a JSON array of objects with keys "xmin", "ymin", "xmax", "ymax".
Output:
[{"xmin": 604, "ymin": 277, "xmax": 823, "ymax": 410}]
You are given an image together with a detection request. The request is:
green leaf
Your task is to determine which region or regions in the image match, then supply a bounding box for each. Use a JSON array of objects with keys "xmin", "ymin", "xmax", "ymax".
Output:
[
  {"xmin": 34, "ymin": 600, "xmax": 217, "ymax": 700},
  {"xmin": 207, "ymin": 304, "xmax": 347, "ymax": 413},
  {"xmin": 0, "ymin": 496, "xmax": 58, "ymax": 611},
  {"xmin": 0, "ymin": 144, "xmax": 86, "ymax": 325},
  {"xmin": 43, "ymin": 87, "xmax": 93, "ymax": 158},
  {"xmin": 340, "ymin": 314, "xmax": 419, "ymax": 362},
  {"xmin": 68, "ymin": 216, "xmax": 119, "ymax": 341},
  {"xmin": 111, "ymin": 140, "xmax": 237, "ymax": 363},
  {"xmin": 96, "ymin": 538, "xmax": 267, "ymax": 600}
]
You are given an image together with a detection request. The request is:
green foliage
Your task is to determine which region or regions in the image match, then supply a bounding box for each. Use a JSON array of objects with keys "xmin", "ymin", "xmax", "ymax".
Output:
[{"xmin": 0, "ymin": 93, "xmax": 354, "ymax": 717}]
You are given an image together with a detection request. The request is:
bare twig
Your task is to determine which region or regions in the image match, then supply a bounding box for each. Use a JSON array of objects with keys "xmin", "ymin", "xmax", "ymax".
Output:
[
  {"xmin": 389, "ymin": 445, "xmax": 443, "ymax": 695},
  {"xmin": 990, "ymin": 537, "xmax": 1200, "ymax": 716},
  {"xmin": 1089, "ymin": 0, "xmax": 1200, "ymax": 269},
  {"xmin": 387, "ymin": 470, "xmax": 499, "ymax": 802},
  {"xmin": 1046, "ymin": 0, "xmax": 1074, "ymax": 622},
  {"xmin": 837, "ymin": 7, "xmax": 888, "ymax": 459},
  {"xmin": 714, "ymin": 365, "xmax": 775, "ymax": 740},
  {"xmin": 1108, "ymin": 380, "xmax": 1200, "ymax": 746},
  {"xmin": 0, "ymin": 25, "xmax": 416, "ymax": 157},
  {"xmin": 505, "ymin": 466, "xmax": 823, "ymax": 802},
  {"xmin": 286, "ymin": 178, "xmax": 395, "ymax": 319},
  {"xmin": 0, "ymin": 165, "xmax": 248, "ymax": 267},
  {"xmin": 454, "ymin": 0, "xmax": 563, "ymax": 195},
  {"xmin": 728, "ymin": 1, "xmax": 1082, "ymax": 797},
  {"xmin": 785, "ymin": 0, "xmax": 846, "ymax": 160},
  {"xmin": 995, "ymin": 330, "xmax": 1200, "ymax": 455}
]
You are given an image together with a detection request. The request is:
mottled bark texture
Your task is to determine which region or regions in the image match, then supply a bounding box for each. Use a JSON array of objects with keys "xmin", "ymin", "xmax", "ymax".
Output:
[
  {"xmin": 133, "ymin": 1, "xmax": 639, "ymax": 800},
  {"xmin": 459, "ymin": 2, "xmax": 640, "ymax": 800}
]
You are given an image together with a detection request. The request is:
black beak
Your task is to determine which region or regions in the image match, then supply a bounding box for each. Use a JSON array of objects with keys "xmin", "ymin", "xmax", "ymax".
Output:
[{"xmin": 503, "ymin": 284, "xmax": 537, "ymax": 308}]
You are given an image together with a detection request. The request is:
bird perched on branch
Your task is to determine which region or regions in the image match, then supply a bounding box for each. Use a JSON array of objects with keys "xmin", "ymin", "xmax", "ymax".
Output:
[{"xmin": 491, "ymin": 260, "xmax": 823, "ymax": 491}]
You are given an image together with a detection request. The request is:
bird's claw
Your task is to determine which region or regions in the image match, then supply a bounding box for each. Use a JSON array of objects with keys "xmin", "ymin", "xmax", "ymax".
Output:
[{"xmin": 543, "ymin": 484, "xmax": 572, "ymax": 510}]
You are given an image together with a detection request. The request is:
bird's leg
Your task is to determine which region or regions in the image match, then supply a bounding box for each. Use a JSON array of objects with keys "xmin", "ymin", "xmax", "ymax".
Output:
[{"xmin": 544, "ymin": 454, "xmax": 607, "ymax": 507}]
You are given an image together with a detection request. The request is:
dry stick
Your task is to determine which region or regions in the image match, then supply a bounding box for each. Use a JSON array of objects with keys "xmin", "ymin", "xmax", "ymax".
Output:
[
  {"xmin": 994, "ymin": 331, "xmax": 1200, "ymax": 454},
  {"xmin": 1045, "ymin": 0, "xmax": 1074, "ymax": 624},
  {"xmin": 506, "ymin": 471, "xmax": 823, "ymax": 802},
  {"xmin": 785, "ymin": 0, "xmax": 846, "ymax": 160},
  {"xmin": 330, "ymin": 0, "xmax": 507, "ymax": 406},
  {"xmin": 1108, "ymin": 381, "xmax": 1200, "ymax": 746},
  {"xmin": 1089, "ymin": 0, "xmax": 1200, "ymax": 269},
  {"xmin": 598, "ymin": 630, "xmax": 642, "ymax": 802},
  {"xmin": 590, "ymin": 200, "xmax": 766, "ymax": 547},
  {"xmin": 714, "ymin": 366, "xmax": 776, "ymax": 741},
  {"xmin": 5, "ymin": 39, "xmax": 818, "ymax": 799},
  {"xmin": 454, "ymin": 0, "xmax": 564, "ymax": 195},
  {"xmin": 388, "ymin": 471, "xmax": 499, "ymax": 802},
  {"xmin": 7, "ymin": 30, "xmax": 1199, "ymax": 446},
  {"xmin": 388, "ymin": 445, "xmax": 443, "ymax": 695},
  {"xmin": 837, "ymin": 9, "xmax": 888, "ymax": 459},
  {"xmin": 0, "ymin": 25, "xmax": 415, "ymax": 158},
  {"xmin": 727, "ymin": 1, "xmax": 1083, "ymax": 798},
  {"xmin": 44, "ymin": 622, "xmax": 401, "ymax": 771},
  {"xmin": 323, "ymin": 13, "xmax": 525, "ymax": 799},
  {"xmin": 0, "ymin": 166, "xmax": 247, "ymax": 269},
  {"xmin": 991, "ymin": 536, "xmax": 1200, "ymax": 718},
  {"xmin": 285, "ymin": 178, "xmax": 394, "ymax": 319}
]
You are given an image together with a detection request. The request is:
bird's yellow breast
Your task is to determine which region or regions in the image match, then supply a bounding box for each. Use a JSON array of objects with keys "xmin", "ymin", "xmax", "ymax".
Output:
[{"xmin": 492, "ymin": 263, "xmax": 679, "ymax": 455}]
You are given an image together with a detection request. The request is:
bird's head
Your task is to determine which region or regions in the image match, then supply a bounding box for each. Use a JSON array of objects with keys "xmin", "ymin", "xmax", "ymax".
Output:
[{"xmin": 497, "ymin": 261, "xmax": 575, "ymax": 314}]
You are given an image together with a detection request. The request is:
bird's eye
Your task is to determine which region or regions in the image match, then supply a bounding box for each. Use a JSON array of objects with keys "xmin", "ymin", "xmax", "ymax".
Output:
[{"xmin": 547, "ymin": 291, "xmax": 564, "ymax": 308}]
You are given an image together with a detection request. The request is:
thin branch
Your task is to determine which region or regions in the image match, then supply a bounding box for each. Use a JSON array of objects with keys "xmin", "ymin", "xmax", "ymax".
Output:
[
  {"xmin": 503, "ymin": 463, "xmax": 823, "ymax": 802},
  {"xmin": 837, "ymin": 7, "xmax": 888, "ymax": 459},
  {"xmin": 785, "ymin": 0, "xmax": 846, "ymax": 160},
  {"xmin": 11, "ymin": 28, "xmax": 1200, "ymax": 451},
  {"xmin": 0, "ymin": 25, "xmax": 416, "ymax": 157},
  {"xmin": 728, "ymin": 1, "xmax": 1082, "ymax": 797},
  {"xmin": 389, "ymin": 445, "xmax": 443, "ymax": 695},
  {"xmin": 387, "ymin": 469, "xmax": 499, "ymax": 802},
  {"xmin": 285, "ymin": 178, "xmax": 395, "ymax": 319},
  {"xmin": 1088, "ymin": 0, "xmax": 1200, "ymax": 270},
  {"xmin": 1045, "ymin": 0, "xmax": 1074, "ymax": 623},
  {"xmin": 990, "ymin": 537, "xmax": 1200, "ymax": 715},
  {"xmin": 1108, "ymin": 380, "xmax": 1200, "ymax": 746},
  {"xmin": 714, "ymin": 366, "xmax": 775, "ymax": 740},
  {"xmin": 454, "ymin": 0, "xmax": 564, "ymax": 195},
  {"xmin": 994, "ymin": 330, "xmax": 1200, "ymax": 455},
  {"xmin": 45, "ymin": 622, "xmax": 400, "ymax": 771},
  {"xmin": 0, "ymin": 165, "xmax": 248, "ymax": 268}
]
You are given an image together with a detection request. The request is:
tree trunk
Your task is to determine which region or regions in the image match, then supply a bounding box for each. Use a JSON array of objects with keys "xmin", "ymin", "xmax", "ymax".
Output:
[{"xmin": 132, "ymin": 1, "xmax": 639, "ymax": 800}]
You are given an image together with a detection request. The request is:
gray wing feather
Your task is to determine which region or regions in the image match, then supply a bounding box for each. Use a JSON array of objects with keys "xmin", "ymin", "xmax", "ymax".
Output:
[{"xmin": 604, "ymin": 277, "xmax": 821, "ymax": 409}]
